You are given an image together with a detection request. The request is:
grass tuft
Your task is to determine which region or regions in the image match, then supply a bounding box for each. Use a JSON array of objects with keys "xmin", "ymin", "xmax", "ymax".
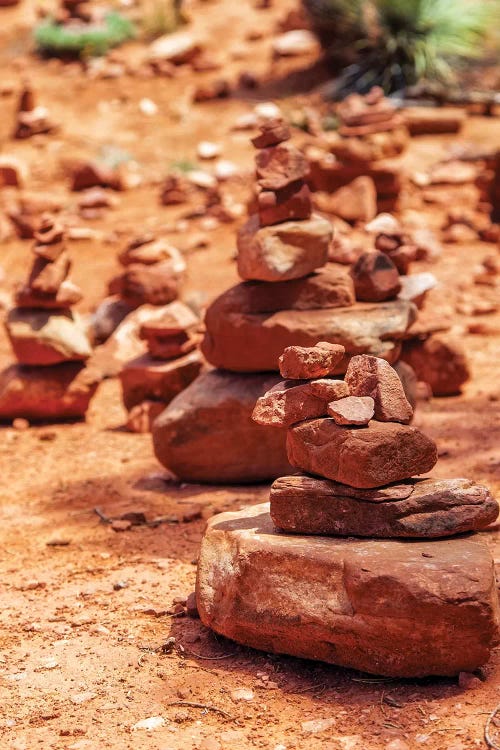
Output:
[{"xmin": 34, "ymin": 12, "xmax": 135, "ymax": 58}]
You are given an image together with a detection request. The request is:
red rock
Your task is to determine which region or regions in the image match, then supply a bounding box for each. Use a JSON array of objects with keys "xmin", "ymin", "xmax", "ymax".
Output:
[
  {"xmin": 108, "ymin": 261, "xmax": 182, "ymax": 307},
  {"xmin": 345, "ymin": 355, "xmax": 413, "ymax": 423},
  {"xmin": 393, "ymin": 360, "xmax": 418, "ymax": 410},
  {"xmin": 270, "ymin": 475, "xmax": 498, "ymax": 537},
  {"xmin": 197, "ymin": 503, "xmax": 500, "ymax": 677},
  {"xmin": 0, "ymin": 156, "xmax": 27, "ymax": 187},
  {"xmin": 118, "ymin": 239, "xmax": 186, "ymax": 270},
  {"xmin": 28, "ymin": 252, "xmax": 70, "ymax": 295},
  {"xmin": 323, "ymin": 177, "xmax": 377, "ymax": 224},
  {"xmin": 139, "ymin": 301, "xmax": 200, "ymax": 359},
  {"xmin": 400, "ymin": 334, "xmax": 470, "ymax": 396},
  {"xmin": 405, "ymin": 107, "xmax": 465, "ymax": 135},
  {"xmin": 207, "ymin": 265, "xmax": 354, "ymax": 316},
  {"xmin": 202, "ymin": 299, "xmax": 414, "ymax": 373},
  {"xmin": 251, "ymin": 119, "xmax": 291, "ymax": 149},
  {"xmin": 126, "ymin": 400, "xmax": 165, "ymax": 433},
  {"xmin": 193, "ymin": 79, "xmax": 231, "ymax": 102},
  {"xmin": 287, "ymin": 419, "xmax": 437, "ymax": 488},
  {"xmin": 71, "ymin": 162, "xmax": 123, "ymax": 192},
  {"xmin": 350, "ymin": 251, "xmax": 401, "ymax": 302},
  {"xmin": 252, "ymin": 380, "xmax": 329, "ymax": 428},
  {"xmin": 0, "ymin": 363, "xmax": 99, "ymax": 420},
  {"xmin": 257, "ymin": 181, "xmax": 312, "ymax": 226},
  {"xmin": 153, "ymin": 370, "xmax": 293, "ymax": 483},
  {"xmin": 237, "ymin": 213, "xmax": 332, "ymax": 282},
  {"xmin": 6, "ymin": 308, "xmax": 92, "ymax": 366},
  {"xmin": 279, "ymin": 342, "xmax": 345, "ymax": 380},
  {"xmin": 255, "ymin": 143, "xmax": 309, "ymax": 190},
  {"xmin": 120, "ymin": 350, "xmax": 203, "ymax": 410},
  {"xmin": 327, "ymin": 395, "xmax": 374, "ymax": 425}
]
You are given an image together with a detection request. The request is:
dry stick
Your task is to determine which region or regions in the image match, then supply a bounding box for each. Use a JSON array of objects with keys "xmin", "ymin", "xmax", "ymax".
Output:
[
  {"xmin": 185, "ymin": 649, "xmax": 238, "ymax": 660},
  {"xmin": 485, "ymin": 704, "xmax": 500, "ymax": 750},
  {"xmin": 167, "ymin": 701, "xmax": 233, "ymax": 721}
]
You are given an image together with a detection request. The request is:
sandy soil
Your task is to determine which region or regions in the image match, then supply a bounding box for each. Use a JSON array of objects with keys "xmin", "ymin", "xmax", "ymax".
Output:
[{"xmin": 0, "ymin": 2, "xmax": 500, "ymax": 749}]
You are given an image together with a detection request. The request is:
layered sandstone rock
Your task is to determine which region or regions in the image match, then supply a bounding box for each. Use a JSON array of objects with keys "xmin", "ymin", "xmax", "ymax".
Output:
[{"xmin": 196, "ymin": 503, "xmax": 500, "ymax": 677}]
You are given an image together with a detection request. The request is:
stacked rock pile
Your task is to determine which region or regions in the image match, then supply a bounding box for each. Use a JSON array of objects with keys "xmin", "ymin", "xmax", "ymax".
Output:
[
  {"xmin": 13, "ymin": 84, "xmax": 57, "ymax": 140},
  {"xmin": 153, "ymin": 119, "xmax": 417, "ymax": 483},
  {"xmin": 0, "ymin": 215, "xmax": 99, "ymax": 420},
  {"xmin": 119, "ymin": 300, "xmax": 203, "ymax": 433},
  {"xmin": 308, "ymin": 87, "xmax": 408, "ymax": 216},
  {"xmin": 195, "ymin": 345, "xmax": 500, "ymax": 678}
]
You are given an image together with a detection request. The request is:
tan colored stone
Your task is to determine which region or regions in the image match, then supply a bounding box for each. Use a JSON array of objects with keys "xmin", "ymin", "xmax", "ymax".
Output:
[
  {"xmin": 237, "ymin": 214, "xmax": 331, "ymax": 282},
  {"xmin": 15, "ymin": 279, "xmax": 83, "ymax": 309},
  {"xmin": 345, "ymin": 355, "xmax": 413, "ymax": 423},
  {"xmin": 327, "ymin": 395, "xmax": 374, "ymax": 425},
  {"xmin": 270, "ymin": 475, "xmax": 498, "ymax": 537},
  {"xmin": 196, "ymin": 503, "xmax": 500, "ymax": 677},
  {"xmin": 6, "ymin": 308, "xmax": 92, "ymax": 365},
  {"xmin": 279, "ymin": 342, "xmax": 345, "ymax": 380},
  {"xmin": 287, "ymin": 418, "xmax": 437, "ymax": 488}
]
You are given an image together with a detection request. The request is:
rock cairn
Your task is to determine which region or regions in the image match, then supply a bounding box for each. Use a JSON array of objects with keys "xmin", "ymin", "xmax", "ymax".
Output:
[
  {"xmin": 13, "ymin": 83, "xmax": 57, "ymax": 140},
  {"xmin": 153, "ymin": 119, "xmax": 417, "ymax": 483},
  {"xmin": 120, "ymin": 300, "xmax": 203, "ymax": 433},
  {"xmin": 0, "ymin": 215, "xmax": 98, "ymax": 420},
  {"xmin": 195, "ymin": 347, "xmax": 499, "ymax": 678},
  {"xmin": 308, "ymin": 87, "xmax": 408, "ymax": 216}
]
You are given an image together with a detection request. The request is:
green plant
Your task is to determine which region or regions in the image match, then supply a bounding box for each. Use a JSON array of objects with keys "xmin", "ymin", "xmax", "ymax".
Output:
[
  {"xmin": 303, "ymin": 0, "xmax": 500, "ymax": 94},
  {"xmin": 34, "ymin": 12, "xmax": 135, "ymax": 58},
  {"xmin": 141, "ymin": 0, "xmax": 184, "ymax": 40}
]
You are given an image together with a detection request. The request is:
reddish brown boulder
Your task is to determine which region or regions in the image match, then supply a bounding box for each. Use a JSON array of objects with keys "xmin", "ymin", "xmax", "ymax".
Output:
[
  {"xmin": 270, "ymin": 475, "xmax": 498, "ymax": 537},
  {"xmin": 327, "ymin": 395, "xmax": 374, "ymax": 425},
  {"xmin": 71, "ymin": 162, "xmax": 123, "ymax": 192},
  {"xmin": 0, "ymin": 363, "xmax": 99, "ymax": 420},
  {"xmin": 279, "ymin": 342, "xmax": 345, "ymax": 380},
  {"xmin": 153, "ymin": 370, "xmax": 293, "ymax": 483},
  {"xmin": 400, "ymin": 334, "xmax": 470, "ymax": 396},
  {"xmin": 251, "ymin": 119, "xmax": 291, "ymax": 149},
  {"xmin": 255, "ymin": 143, "xmax": 308, "ymax": 190},
  {"xmin": 139, "ymin": 301, "xmax": 200, "ymax": 360},
  {"xmin": 287, "ymin": 419, "xmax": 437, "ymax": 488},
  {"xmin": 345, "ymin": 355, "xmax": 413, "ymax": 423},
  {"xmin": 350, "ymin": 251, "xmax": 401, "ymax": 302},
  {"xmin": 120, "ymin": 350, "xmax": 203, "ymax": 410},
  {"xmin": 257, "ymin": 181, "xmax": 312, "ymax": 227},
  {"xmin": 197, "ymin": 503, "xmax": 500, "ymax": 677}
]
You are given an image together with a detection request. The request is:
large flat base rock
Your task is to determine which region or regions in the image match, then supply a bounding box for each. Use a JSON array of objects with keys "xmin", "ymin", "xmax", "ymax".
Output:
[
  {"xmin": 197, "ymin": 503, "xmax": 500, "ymax": 677},
  {"xmin": 0, "ymin": 363, "xmax": 100, "ymax": 421},
  {"xmin": 153, "ymin": 370, "xmax": 293, "ymax": 484},
  {"xmin": 270, "ymin": 475, "xmax": 499, "ymax": 537},
  {"xmin": 202, "ymin": 299, "xmax": 415, "ymax": 373}
]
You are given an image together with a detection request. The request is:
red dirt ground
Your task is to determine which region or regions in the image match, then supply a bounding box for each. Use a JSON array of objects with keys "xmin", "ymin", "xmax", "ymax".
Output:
[{"xmin": 0, "ymin": 2, "xmax": 499, "ymax": 749}]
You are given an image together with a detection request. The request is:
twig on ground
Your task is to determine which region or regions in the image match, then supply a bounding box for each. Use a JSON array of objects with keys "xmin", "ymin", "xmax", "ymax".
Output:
[
  {"xmin": 185, "ymin": 649, "xmax": 238, "ymax": 660},
  {"xmin": 167, "ymin": 701, "xmax": 233, "ymax": 720},
  {"xmin": 94, "ymin": 507, "xmax": 111, "ymax": 523},
  {"xmin": 484, "ymin": 704, "xmax": 500, "ymax": 749}
]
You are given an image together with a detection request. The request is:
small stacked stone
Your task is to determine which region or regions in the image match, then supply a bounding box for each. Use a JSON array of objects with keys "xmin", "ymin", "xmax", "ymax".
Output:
[
  {"xmin": 120, "ymin": 300, "xmax": 203, "ymax": 433},
  {"xmin": 237, "ymin": 118, "xmax": 331, "ymax": 282},
  {"xmin": 0, "ymin": 215, "xmax": 98, "ymax": 420},
  {"xmin": 13, "ymin": 84, "xmax": 57, "ymax": 140},
  {"xmin": 253, "ymin": 345, "xmax": 496, "ymax": 537},
  {"xmin": 308, "ymin": 87, "xmax": 408, "ymax": 214},
  {"xmin": 109, "ymin": 234, "xmax": 186, "ymax": 308}
]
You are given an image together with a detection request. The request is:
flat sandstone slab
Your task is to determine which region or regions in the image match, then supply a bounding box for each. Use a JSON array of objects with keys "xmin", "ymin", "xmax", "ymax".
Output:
[
  {"xmin": 270, "ymin": 476, "xmax": 499, "ymax": 537},
  {"xmin": 196, "ymin": 503, "xmax": 499, "ymax": 677},
  {"xmin": 202, "ymin": 299, "xmax": 415, "ymax": 372}
]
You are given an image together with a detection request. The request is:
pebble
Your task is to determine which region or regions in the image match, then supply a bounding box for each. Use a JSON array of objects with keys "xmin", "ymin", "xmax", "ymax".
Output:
[
  {"xmin": 301, "ymin": 718, "xmax": 336, "ymax": 734},
  {"xmin": 12, "ymin": 417, "xmax": 29, "ymax": 430},
  {"xmin": 214, "ymin": 160, "xmax": 238, "ymax": 180},
  {"xmin": 254, "ymin": 102, "xmax": 282, "ymax": 120},
  {"xmin": 230, "ymin": 688, "xmax": 254, "ymax": 701},
  {"xmin": 458, "ymin": 671, "xmax": 482, "ymax": 690},
  {"xmin": 70, "ymin": 691, "xmax": 97, "ymax": 705},
  {"xmin": 197, "ymin": 141, "xmax": 221, "ymax": 160},
  {"xmin": 131, "ymin": 715, "xmax": 166, "ymax": 731},
  {"xmin": 139, "ymin": 98, "xmax": 158, "ymax": 116},
  {"xmin": 386, "ymin": 741, "xmax": 410, "ymax": 750},
  {"xmin": 272, "ymin": 30, "xmax": 319, "ymax": 57}
]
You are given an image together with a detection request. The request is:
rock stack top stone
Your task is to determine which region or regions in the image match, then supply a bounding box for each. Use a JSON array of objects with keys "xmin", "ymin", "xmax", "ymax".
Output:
[
  {"xmin": 345, "ymin": 354, "xmax": 413, "ymax": 423},
  {"xmin": 138, "ymin": 301, "xmax": 200, "ymax": 360},
  {"xmin": 337, "ymin": 86, "xmax": 404, "ymax": 137},
  {"xmin": 13, "ymin": 84, "xmax": 57, "ymax": 140}
]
